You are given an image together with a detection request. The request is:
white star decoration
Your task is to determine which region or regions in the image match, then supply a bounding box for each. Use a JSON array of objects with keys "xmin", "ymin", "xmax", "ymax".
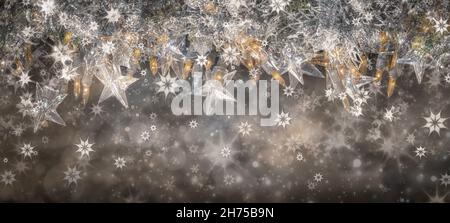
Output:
[
  {"xmin": 64, "ymin": 166, "xmax": 81, "ymax": 185},
  {"xmin": 104, "ymin": 7, "xmax": 121, "ymax": 23},
  {"xmin": 156, "ymin": 74, "xmax": 178, "ymax": 98},
  {"xmin": 414, "ymin": 146, "xmax": 426, "ymax": 159},
  {"xmin": 95, "ymin": 63, "xmax": 138, "ymax": 108}
]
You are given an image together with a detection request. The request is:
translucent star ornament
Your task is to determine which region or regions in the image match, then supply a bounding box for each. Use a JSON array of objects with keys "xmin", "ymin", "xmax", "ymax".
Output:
[
  {"xmin": 32, "ymin": 84, "xmax": 67, "ymax": 132},
  {"xmin": 280, "ymin": 45, "xmax": 324, "ymax": 87},
  {"xmin": 95, "ymin": 62, "xmax": 138, "ymax": 108},
  {"xmin": 397, "ymin": 50, "xmax": 428, "ymax": 85}
]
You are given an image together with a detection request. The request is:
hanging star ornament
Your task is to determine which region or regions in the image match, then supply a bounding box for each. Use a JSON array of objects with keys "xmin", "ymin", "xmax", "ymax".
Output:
[
  {"xmin": 32, "ymin": 84, "xmax": 67, "ymax": 132},
  {"xmin": 95, "ymin": 62, "xmax": 138, "ymax": 108}
]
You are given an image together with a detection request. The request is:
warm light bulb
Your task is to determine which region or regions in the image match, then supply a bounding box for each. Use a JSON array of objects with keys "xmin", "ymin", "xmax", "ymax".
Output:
[
  {"xmin": 82, "ymin": 84, "xmax": 90, "ymax": 105},
  {"xmin": 64, "ymin": 32, "xmax": 73, "ymax": 45},
  {"xmin": 387, "ymin": 76, "xmax": 396, "ymax": 98},
  {"xmin": 183, "ymin": 59, "xmax": 194, "ymax": 79},
  {"xmin": 149, "ymin": 56, "xmax": 158, "ymax": 76},
  {"xmin": 74, "ymin": 79, "xmax": 81, "ymax": 99}
]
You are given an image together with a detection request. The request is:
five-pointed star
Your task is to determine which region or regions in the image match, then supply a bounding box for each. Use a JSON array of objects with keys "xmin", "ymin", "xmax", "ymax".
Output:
[
  {"xmin": 32, "ymin": 84, "xmax": 67, "ymax": 132},
  {"xmin": 95, "ymin": 63, "xmax": 138, "ymax": 108}
]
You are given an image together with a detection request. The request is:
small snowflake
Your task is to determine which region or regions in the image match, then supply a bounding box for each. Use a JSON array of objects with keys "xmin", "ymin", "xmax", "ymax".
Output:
[
  {"xmin": 414, "ymin": 146, "xmax": 427, "ymax": 159},
  {"xmin": 114, "ymin": 157, "xmax": 127, "ymax": 169},
  {"xmin": 296, "ymin": 152, "xmax": 304, "ymax": 162},
  {"xmin": 440, "ymin": 173, "xmax": 450, "ymax": 187},
  {"xmin": 307, "ymin": 181, "xmax": 316, "ymax": 190},
  {"xmin": 196, "ymin": 54, "xmax": 208, "ymax": 67},
  {"xmin": 406, "ymin": 133, "xmax": 415, "ymax": 145},
  {"xmin": 150, "ymin": 125, "xmax": 157, "ymax": 131},
  {"xmin": 220, "ymin": 146, "xmax": 232, "ymax": 158},
  {"xmin": 224, "ymin": 174, "xmax": 235, "ymax": 186},
  {"xmin": 104, "ymin": 7, "xmax": 121, "ymax": 23},
  {"xmin": 444, "ymin": 74, "xmax": 450, "ymax": 83},
  {"xmin": 88, "ymin": 21, "xmax": 99, "ymax": 32},
  {"xmin": 141, "ymin": 131, "xmax": 150, "ymax": 141},
  {"xmin": 1, "ymin": 170, "xmax": 16, "ymax": 186},
  {"xmin": 269, "ymin": 0, "xmax": 291, "ymax": 14},
  {"xmin": 91, "ymin": 104, "xmax": 104, "ymax": 116},
  {"xmin": 189, "ymin": 120, "xmax": 198, "ymax": 128},
  {"xmin": 149, "ymin": 112, "xmax": 158, "ymax": 120},
  {"xmin": 338, "ymin": 92, "xmax": 347, "ymax": 100},
  {"xmin": 188, "ymin": 145, "xmax": 199, "ymax": 154},
  {"xmin": 14, "ymin": 160, "xmax": 29, "ymax": 174},
  {"xmin": 313, "ymin": 173, "xmax": 324, "ymax": 182},
  {"xmin": 38, "ymin": 0, "xmax": 56, "ymax": 18},
  {"xmin": 190, "ymin": 164, "xmax": 199, "ymax": 174},
  {"xmin": 325, "ymin": 88, "xmax": 336, "ymax": 101},
  {"xmin": 18, "ymin": 71, "xmax": 32, "ymax": 88},
  {"xmin": 101, "ymin": 41, "xmax": 115, "ymax": 55},
  {"xmin": 432, "ymin": 18, "xmax": 449, "ymax": 35},
  {"xmin": 21, "ymin": 26, "xmax": 35, "ymax": 40},
  {"xmin": 222, "ymin": 46, "xmax": 240, "ymax": 65},
  {"xmin": 276, "ymin": 111, "xmax": 292, "ymax": 128},
  {"xmin": 350, "ymin": 105, "xmax": 363, "ymax": 117},
  {"xmin": 19, "ymin": 143, "xmax": 37, "ymax": 159},
  {"xmin": 283, "ymin": 86, "xmax": 295, "ymax": 97},
  {"xmin": 383, "ymin": 106, "xmax": 396, "ymax": 122},
  {"xmin": 238, "ymin": 122, "xmax": 252, "ymax": 136},
  {"xmin": 156, "ymin": 75, "xmax": 178, "ymax": 98}
]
